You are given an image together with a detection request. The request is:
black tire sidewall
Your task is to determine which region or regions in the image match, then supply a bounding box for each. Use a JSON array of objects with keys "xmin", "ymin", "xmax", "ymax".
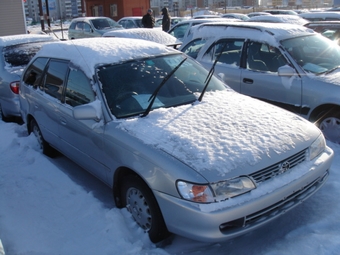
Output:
[{"xmin": 121, "ymin": 175, "xmax": 170, "ymax": 243}]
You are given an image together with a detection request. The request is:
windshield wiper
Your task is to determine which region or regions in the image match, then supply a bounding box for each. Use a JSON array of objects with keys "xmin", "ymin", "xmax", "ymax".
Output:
[
  {"xmin": 141, "ymin": 57, "xmax": 187, "ymax": 117},
  {"xmin": 198, "ymin": 42, "xmax": 227, "ymax": 102},
  {"xmin": 321, "ymin": 65, "xmax": 340, "ymax": 75}
]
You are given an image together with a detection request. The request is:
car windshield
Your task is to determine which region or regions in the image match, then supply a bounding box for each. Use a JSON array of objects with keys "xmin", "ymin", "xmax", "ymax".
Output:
[
  {"xmin": 97, "ymin": 53, "xmax": 226, "ymax": 118},
  {"xmin": 281, "ymin": 34, "xmax": 340, "ymax": 74},
  {"xmin": 91, "ymin": 18, "xmax": 120, "ymax": 30},
  {"xmin": 3, "ymin": 41, "xmax": 50, "ymax": 68}
]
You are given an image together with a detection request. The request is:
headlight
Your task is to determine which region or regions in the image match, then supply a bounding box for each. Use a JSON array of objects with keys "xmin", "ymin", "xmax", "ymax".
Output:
[
  {"xmin": 309, "ymin": 134, "xmax": 326, "ymax": 160},
  {"xmin": 177, "ymin": 177, "xmax": 256, "ymax": 203}
]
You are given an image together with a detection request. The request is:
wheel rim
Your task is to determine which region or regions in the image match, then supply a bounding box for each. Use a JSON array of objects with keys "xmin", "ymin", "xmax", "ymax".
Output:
[
  {"xmin": 126, "ymin": 187, "xmax": 152, "ymax": 231},
  {"xmin": 319, "ymin": 116, "xmax": 340, "ymax": 144}
]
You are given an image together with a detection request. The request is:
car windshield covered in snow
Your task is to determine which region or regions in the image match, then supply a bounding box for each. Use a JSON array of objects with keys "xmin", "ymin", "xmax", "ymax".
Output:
[{"xmin": 98, "ymin": 53, "xmax": 226, "ymax": 118}]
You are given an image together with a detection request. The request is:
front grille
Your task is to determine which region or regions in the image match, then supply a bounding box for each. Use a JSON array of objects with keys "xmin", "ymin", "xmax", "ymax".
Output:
[
  {"xmin": 245, "ymin": 170, "xmax": 328, "ymax": 226},
  {"xmin": 249, "ymin": 148, "xmax": 307, "ymax": 184},
  {"xmin": 219, "ymin": 170, "xmax": 329, "ymax": 233}
]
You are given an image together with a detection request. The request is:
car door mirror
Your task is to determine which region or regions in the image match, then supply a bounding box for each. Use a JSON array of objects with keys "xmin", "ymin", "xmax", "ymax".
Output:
[
  {"xmin": 73, "ymin": 104, "xmax": 101, "ymax": 121},
  {"xmin": 278, "ymin": 65, "xmax": 296, "ymax": 77}
]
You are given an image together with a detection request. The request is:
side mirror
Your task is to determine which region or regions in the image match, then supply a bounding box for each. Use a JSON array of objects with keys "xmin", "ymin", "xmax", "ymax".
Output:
[
  {"xmin": 73, "ymin": 104, "xmax": 101, "ymax": 121},
  {"xmin": 278, "ymin": 65, "xmax": 296, "ymax": 77}
]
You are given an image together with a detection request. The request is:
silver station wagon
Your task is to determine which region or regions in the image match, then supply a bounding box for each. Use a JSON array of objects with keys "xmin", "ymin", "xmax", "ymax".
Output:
[
  {"xmin": 19, "ymin": 38, "xmax": 333, "ymax": 243},
  {"xmin": 180, "ymin": 22, "xmax": 340, "ymax": 144}
]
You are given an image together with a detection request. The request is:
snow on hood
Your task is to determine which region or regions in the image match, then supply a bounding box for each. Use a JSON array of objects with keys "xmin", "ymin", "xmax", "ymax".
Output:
[{"xmin": 118, "ymin": 90, "xmax": 317, "ymax": 177}]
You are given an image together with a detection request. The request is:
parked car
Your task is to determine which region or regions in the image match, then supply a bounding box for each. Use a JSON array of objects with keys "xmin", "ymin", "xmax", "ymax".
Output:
[
  {"xmin": 246, "ymin": 14, "xmax": 309, "ymax": 25},
  {"xmin": 19, "ymin": 37, "xmax": 333, "ymax": 243},
  {"xmin": 68, "ymin": 17, "xmax": 123, "ymax": 39},
  {"xmin": 221, "ymin": 13, "xmax": 250, "ymax": 21},
  {"xmin": 155, "ymin": 16, "xmax": 190, "ymax": 29},
  {"xmin": 117, "ymin": 16, "xmax": 143, "ymax": 29},
  {"xmin": 103, "ymin": 28, "xmax": 181, "ymax": 48},
  {"xmin": 299, "ymin": 11, "xmax": 340, "ymax": 21},
  {"xmin": 192, "ymin": 14, "xmax": 221, "ymax": 19},
  {"xmin": 263, "ymin": 9, "xmax": 298, "ymax": 15},
  {"xmin": 168, "ymin": 18, "xmax": 231, "ymax": 41},
  {"xmin": 0, "ymin": 34, "xmax": 56, "ymax": 121},
  {"xmin": 247, "ymin": 12, "xmax": 272, "ymax": 18},
  {"xmin": 179, "ymin": 21, "xmax": 340, "ymax": 143},
  {"xmin": 305, "ymin": 21, "xmax": 340, "ymax": 44}
]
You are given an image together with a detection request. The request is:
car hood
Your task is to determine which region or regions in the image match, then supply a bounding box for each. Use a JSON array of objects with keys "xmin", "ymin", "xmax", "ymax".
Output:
[{"xmin": 117, "ymin": 90, "xmax": 320, "ymax": 181}]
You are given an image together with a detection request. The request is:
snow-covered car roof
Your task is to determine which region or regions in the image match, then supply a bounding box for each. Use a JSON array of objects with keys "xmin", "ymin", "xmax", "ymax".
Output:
[
  {"xmin": 299, "ymin": 11, "xmax": 340, "ymax": 20},
  {"xmin": 246, "ymin": 14, "xmax": 309, "ymax": 25},
  {"xmin": 33, "ymin": 38, "xmax": 178, "ymax": 77},
  {"xmin": 0, "ymin": 34, "xmax": 56, "ymax": 47},
  {"xmin": 185, "ymin": 21, "xmax": 315, "ymax": 46},
  {"xmin": 103, "ymin": 28, "xmax": 181, "ymax": 46}
]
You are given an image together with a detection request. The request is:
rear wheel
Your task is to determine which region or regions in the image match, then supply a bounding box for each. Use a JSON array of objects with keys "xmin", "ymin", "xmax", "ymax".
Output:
[
  {"xmin": 121, "ymin": 175, "xmax": 170, "ymax": 243},
  {"xmin": 0, "ymin": 104, "xmax": 9, "ymax": 122},
  {"xmin": 30, "ymin": 119, "xmax": 55, "ymax": 156},
  {"xmin": 316, "ymin": 110, "xmax": 340, "ymax": 144}
]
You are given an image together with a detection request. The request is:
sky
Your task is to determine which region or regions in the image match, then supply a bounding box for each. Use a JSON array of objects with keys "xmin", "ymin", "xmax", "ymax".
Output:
[
  {"xmin": 0, "ymin": 112, "xmax": 340, "ymax": 255},
  {"xmin": 1, "ymin": 25, "xmax": 340, "ymax": 255}
]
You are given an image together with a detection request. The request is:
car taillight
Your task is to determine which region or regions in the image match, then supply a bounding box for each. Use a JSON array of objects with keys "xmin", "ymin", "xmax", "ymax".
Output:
[{"xmin": 10, "ymin": 81, "xmax": 20, "ymax": 94}]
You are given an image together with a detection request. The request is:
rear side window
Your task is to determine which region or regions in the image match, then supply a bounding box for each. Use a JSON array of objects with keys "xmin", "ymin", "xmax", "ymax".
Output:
[
  {"xmin": 3, "ymin": 42, "xmax": 49, "ymax": 67},
  {"xmin": 203, "ymin": 39, "xmax": 244, "ymax": 67},
  {"xmin": 23, "ymin": 57, "xmax": 49, "ymax": 88},
  {"xmin": 181, "ymin": 38, "xmax": 206, "ymax": 59},
  {"xmin": 42, "ymin": 59, "xmax": 69, "ymax": 100}
]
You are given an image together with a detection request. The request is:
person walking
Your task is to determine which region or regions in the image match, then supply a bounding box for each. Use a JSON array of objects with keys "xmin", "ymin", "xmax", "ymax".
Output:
[
  {"xmin": 142, "ymin": 9, "xmax": 155, "ymax": 28},
  {"xmin": 161, "ymin": 7, "xmax": 171, "ymax": 32}
]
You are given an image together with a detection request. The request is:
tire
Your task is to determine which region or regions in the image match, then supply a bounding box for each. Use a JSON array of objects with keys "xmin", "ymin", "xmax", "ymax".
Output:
[
  {"xmin": 121, "ymin": 175, "xmax": 170, "ymax": 243},
  {"xmin": 316, "ymin": 110, "xmax": 340, "ymax": 144},
  {"xmin": 0, "ymin": 104, "xmax": 9, "ymax": 122},
  {"xmin": 30, "ymin": 119, "xmax": 55, "ymax": 156}
]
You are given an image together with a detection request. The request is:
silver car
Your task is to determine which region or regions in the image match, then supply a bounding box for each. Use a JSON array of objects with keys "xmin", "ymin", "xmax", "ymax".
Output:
[
  {"xmin": 19, "ymin": 38, "xmax": 333, "ymax": 243},
  {"xmin": 180, "ymin": 21, "xmax": 340, "ymax": 144},
  {"xmin": 68, "ymin": 17, "xmax": 123, "ymax": 40},
  {"xmin": 0, "ymin": 34, "xmax": 56, "ymax": 121}
]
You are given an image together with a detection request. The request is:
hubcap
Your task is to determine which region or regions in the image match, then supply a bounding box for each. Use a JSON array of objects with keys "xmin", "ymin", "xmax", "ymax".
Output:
[
  {"xmin": 126, "ymin": 187, "xmax": 152, "ymax": 231},
  {"xmin": 319, "ymin": 116, "xmax": 340, "ymax": 144}
]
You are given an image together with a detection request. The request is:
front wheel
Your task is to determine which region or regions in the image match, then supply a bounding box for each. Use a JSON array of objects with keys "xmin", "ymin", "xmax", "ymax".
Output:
[
  {"xmin": 316, "ymin": 110, "xmax": 340, "ymax": 144},
  {"xmin": 121, "ymin": 175, "xmax": 170, "ymax": 243}
]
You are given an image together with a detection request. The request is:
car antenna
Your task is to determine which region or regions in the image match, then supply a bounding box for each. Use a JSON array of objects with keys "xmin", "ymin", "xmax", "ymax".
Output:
[{"xmin": 198, "ymin": 42, "xmax": 227, "ymax": 102}]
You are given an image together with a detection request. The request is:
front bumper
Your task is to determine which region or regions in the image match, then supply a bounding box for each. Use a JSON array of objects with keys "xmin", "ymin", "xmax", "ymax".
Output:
[{"xmin": 154, "ymin": 148, "xmax": 333, "ymax": 243}]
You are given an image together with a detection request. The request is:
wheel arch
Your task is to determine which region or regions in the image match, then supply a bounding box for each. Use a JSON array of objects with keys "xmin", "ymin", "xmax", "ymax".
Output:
[
  {"xmin": 309, "ymin": 104, "xmax": 340, "ymax": 123},
  {"xmin": 113, "ymin": 167, "xmax": 144, "ymax": 208}
]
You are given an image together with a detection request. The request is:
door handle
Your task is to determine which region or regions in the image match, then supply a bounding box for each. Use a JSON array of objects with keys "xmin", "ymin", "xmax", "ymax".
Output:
[
  {"xmin": 243, "ymin": 78, "xmax": 253, "ymax": 84},
  {"xmin": 60, "ymin": 117, "xmax": 67, "ymax": 125}
]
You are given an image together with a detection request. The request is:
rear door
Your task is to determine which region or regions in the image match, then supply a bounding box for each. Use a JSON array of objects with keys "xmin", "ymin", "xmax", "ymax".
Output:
[{"xmin": 198, "ymin": 38, "xmax": 244, "ymax": 92}]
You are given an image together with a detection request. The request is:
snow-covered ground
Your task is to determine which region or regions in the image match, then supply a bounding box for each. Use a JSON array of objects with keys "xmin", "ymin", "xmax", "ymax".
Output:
[{"xmin": 0, "ymin": 117, "xmax": 339, "ymax": 255}]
